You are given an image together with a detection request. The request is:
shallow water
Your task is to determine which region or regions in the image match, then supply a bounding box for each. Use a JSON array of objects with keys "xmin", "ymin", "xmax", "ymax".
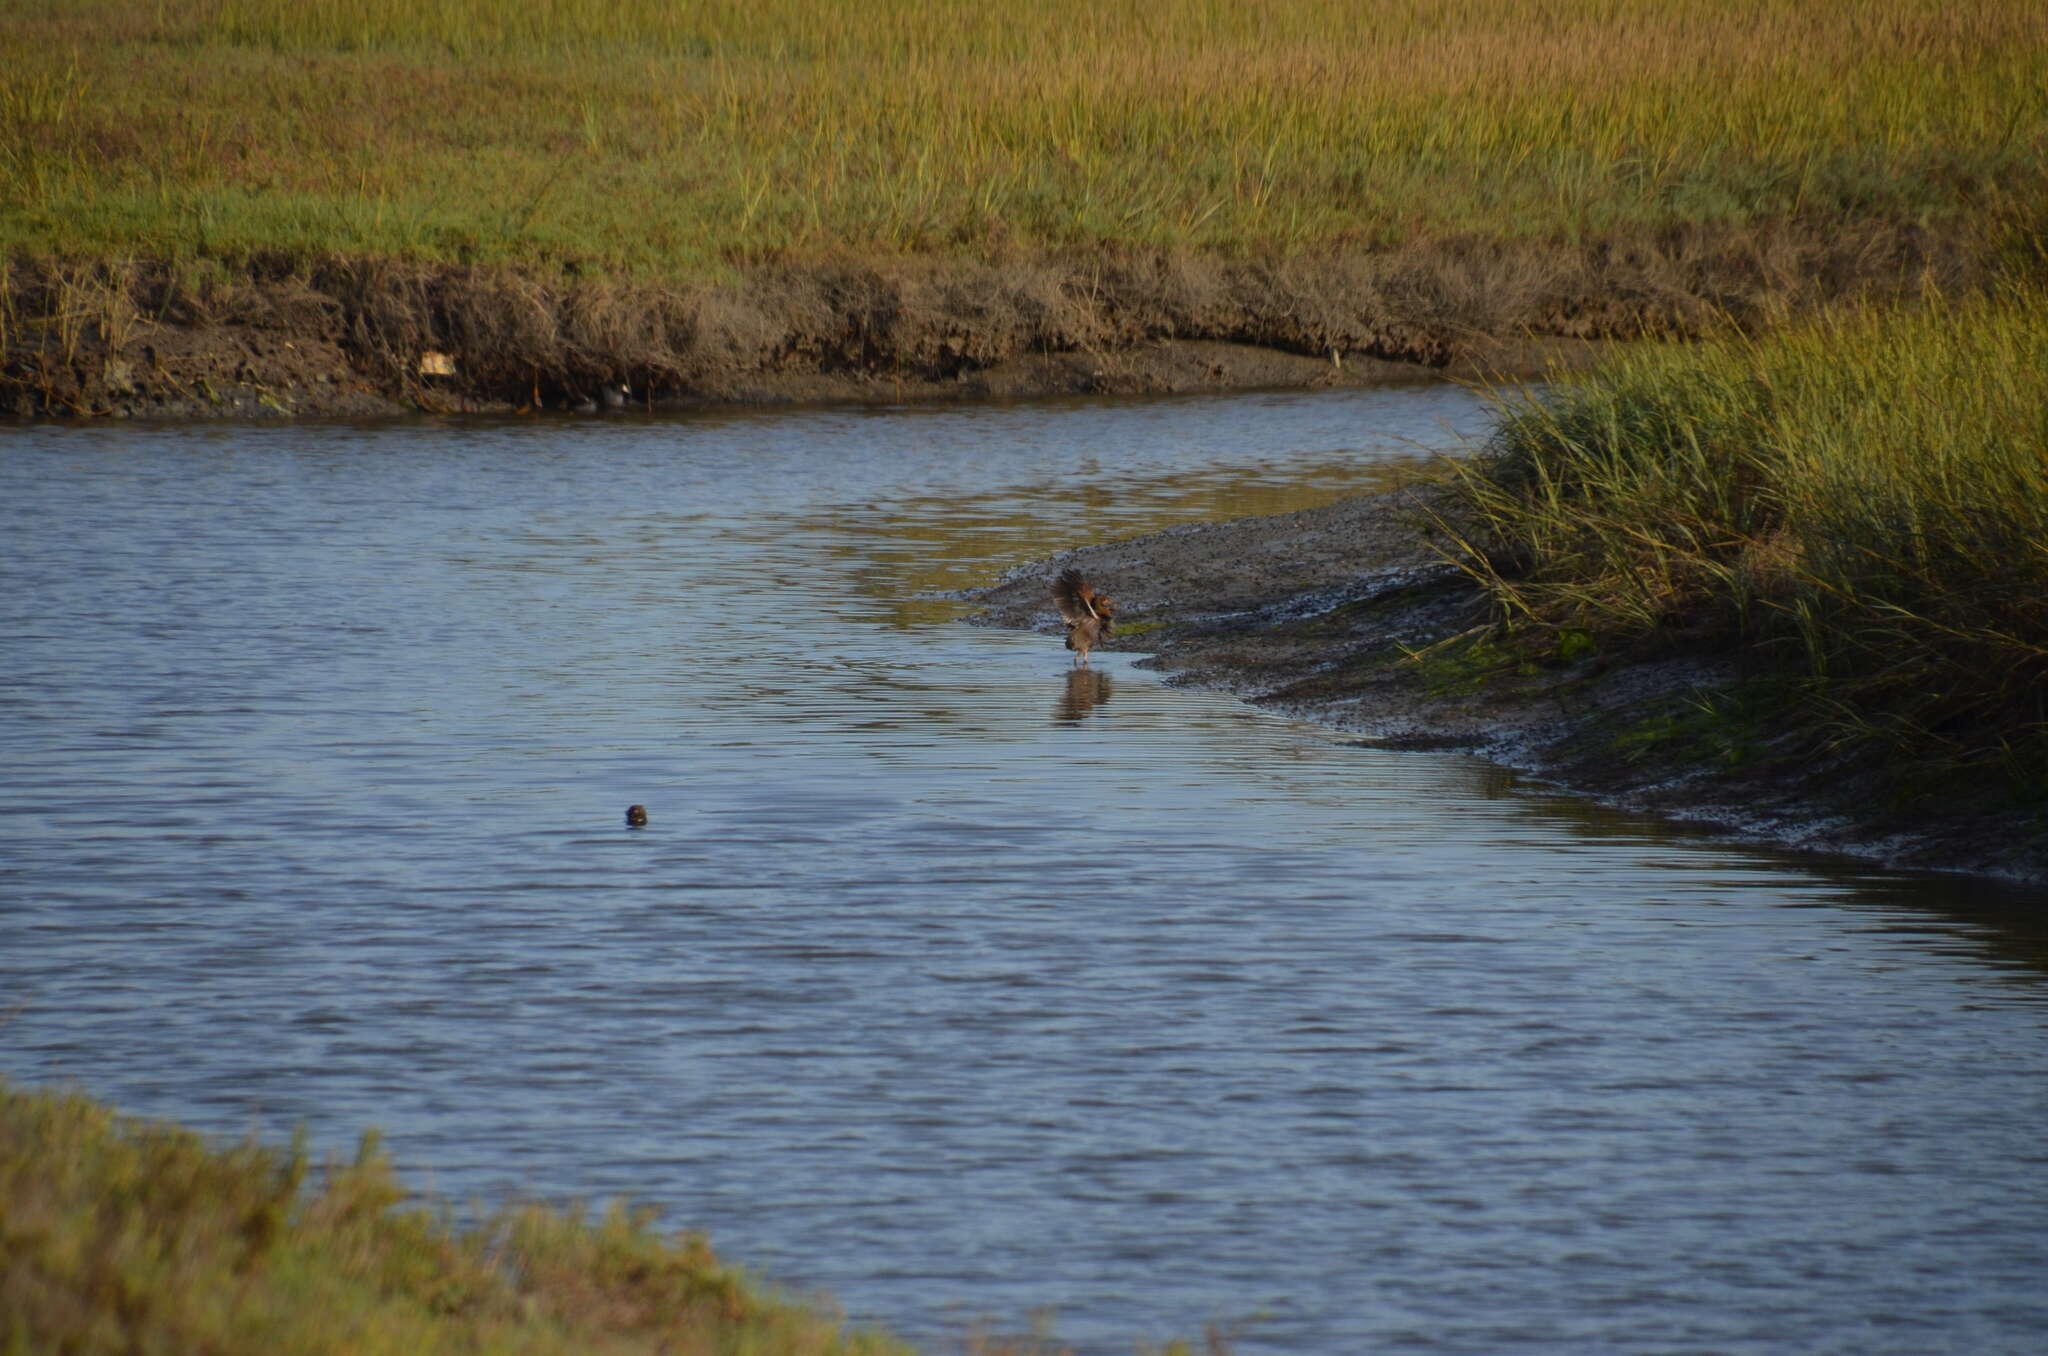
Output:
[{"xmin": 5, "ymin": 388, "xmax": 2048, "ymax": 1354}]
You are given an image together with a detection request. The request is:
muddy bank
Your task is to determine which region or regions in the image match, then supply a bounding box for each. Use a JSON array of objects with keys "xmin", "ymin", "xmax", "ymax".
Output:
[
  {"xmin": 0, "ymin": 320, "xmax": 1572, "ymax": 423},
  {"xmin": 968, "ymin": 485, "xmax": 2048, "ymax": 885},
  {"xmin": 2, "ymin": 220, "xmax": 1978, "ymax": 419}
]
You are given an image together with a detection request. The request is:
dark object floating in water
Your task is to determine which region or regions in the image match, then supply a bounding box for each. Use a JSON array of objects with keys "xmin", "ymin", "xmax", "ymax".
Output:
[
  {"xmin": 625, "ymin": 804, "xmax": 648, "ymax": 828},
  {"xmin": 1052, "ymin": 567, "xmax": 1117, "ymax": 665}
]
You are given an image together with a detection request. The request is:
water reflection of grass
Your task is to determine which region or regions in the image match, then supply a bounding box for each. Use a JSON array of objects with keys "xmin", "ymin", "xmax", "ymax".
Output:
[{"xmin": 1441, "ymin": 287, "xmax": 2048, "ymax": 802}]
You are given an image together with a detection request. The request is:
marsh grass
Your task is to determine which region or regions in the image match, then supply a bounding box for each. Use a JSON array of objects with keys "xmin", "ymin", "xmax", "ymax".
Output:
[
  {"xmin": 1, "ymin": 1, "xmax": 2042, "ymax": 276},
  {"xmin": 0, "ymin": 1077, "xmax": 912, "ymax": 1355},
  {"xmin": 1440, "ymin": 286, "xmax": 2048, "ymax": 797}
]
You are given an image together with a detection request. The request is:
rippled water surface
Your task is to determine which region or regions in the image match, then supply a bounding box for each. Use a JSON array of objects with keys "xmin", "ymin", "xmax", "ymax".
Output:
[{"xmin": 6, "ymin": 388, "xmax": 2048, "ymax": 1353}]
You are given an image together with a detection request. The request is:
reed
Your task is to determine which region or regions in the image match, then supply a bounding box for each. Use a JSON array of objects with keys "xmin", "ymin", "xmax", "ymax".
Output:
[
  {"xmin": 1, "ymin": 0, "xmax": 2041, "ymax": 276},
  {"xmin": 1440, "ymin": 285, "xmax": 2048, "ymax": 797}
]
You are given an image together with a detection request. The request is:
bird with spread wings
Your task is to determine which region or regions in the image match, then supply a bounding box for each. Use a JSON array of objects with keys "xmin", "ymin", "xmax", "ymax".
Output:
[{"xmin": 1052, "ymin": 568, "xmax": 1116, "ymax": 665}]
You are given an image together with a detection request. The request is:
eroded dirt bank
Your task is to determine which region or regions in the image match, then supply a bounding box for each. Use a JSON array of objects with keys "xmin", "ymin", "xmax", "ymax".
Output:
[
  {"xmin": 969, "ymin": 485, "xmax": 2048, "ymax": 886},
  {"xmin": 1, "ymin": 221, "xmax": 1976, "ymax": 419}
]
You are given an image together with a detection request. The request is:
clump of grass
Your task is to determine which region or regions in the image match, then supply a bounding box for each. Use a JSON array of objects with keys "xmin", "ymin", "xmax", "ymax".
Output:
[
  {"xmin": 0, "ymin": 1077, "xmax": 909, "ymax": 1355},
  {"xmin": 1439, "ymin": 286, "xmax": 2048, "ymax": 797}
]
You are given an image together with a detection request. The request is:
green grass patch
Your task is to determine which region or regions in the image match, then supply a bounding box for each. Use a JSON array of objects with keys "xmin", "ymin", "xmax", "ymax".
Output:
[
  {"xmin": 0, "ymin": 1077, "xmax": 910, "ymax": 1355},
  {"xmin": 1440, "ymin": 285, "xmax": 2048, "ymax": 797},
  {"xmin": 2, "ymin": 1, "xmax": 2043, "ymax": 275}
]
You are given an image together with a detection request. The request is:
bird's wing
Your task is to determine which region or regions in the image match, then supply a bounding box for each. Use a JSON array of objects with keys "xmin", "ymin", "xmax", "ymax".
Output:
[{"xmin": 1052, "ymin": 568, "xmax": 1098, "ymax": 625}]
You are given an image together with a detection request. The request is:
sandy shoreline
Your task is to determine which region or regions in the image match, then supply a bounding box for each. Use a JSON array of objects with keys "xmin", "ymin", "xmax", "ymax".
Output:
[{"xmin": 968, "ymin": 484, "xmax": 2048, "ymax": 886}]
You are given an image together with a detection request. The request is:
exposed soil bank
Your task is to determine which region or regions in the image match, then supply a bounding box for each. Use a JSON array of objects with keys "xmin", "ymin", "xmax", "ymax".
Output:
[
  {"xmin": 968, "ymin": 485, "xmax": 2048, "ymax": 886},
  {"xmin": 1, "ymin": 220, "xmax": 1980, "ymax": 420}
]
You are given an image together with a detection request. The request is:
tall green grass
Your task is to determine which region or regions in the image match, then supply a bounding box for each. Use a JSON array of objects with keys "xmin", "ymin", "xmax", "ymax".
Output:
[
  {"xmin": 2, "ymin": 1, "xmax": 2042, "ymax": 276},
  {"xmin": 1443, "ymin": 287, "xmax": 2048, "ymax": 795}
]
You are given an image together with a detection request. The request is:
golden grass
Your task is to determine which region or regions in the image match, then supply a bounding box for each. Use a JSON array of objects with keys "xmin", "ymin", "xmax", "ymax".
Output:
[{"xmin": 2, "ymin": 0, "xmax": 2042, "ymax": 276}]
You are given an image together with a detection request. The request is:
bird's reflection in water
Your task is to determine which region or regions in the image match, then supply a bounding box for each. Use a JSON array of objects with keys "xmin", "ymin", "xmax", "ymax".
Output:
[{"xmin": 1054, "ymin": 667, "xmax": 1113, "ymax": 724}]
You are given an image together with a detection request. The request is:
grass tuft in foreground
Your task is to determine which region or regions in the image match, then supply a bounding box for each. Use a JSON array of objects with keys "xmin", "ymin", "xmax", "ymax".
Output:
[
  {"xmin": 1439, "ymin": 287, "xmax": 2048, "ymax": 799},
  {"xmin": 0, "ymin": 1077, "xmax": 1226, "ymax": 1355},
  {"xmin": 0, "ymin": 1076, "xmax": 910, "ymax": 1355}
]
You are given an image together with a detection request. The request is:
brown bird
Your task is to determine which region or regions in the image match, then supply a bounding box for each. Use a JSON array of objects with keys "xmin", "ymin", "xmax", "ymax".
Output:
[
  {"xmin": 625, "ymin": 804, "xmax": 648, "ymax": 829},
  {"xmin": 1051, "ymin": 568, "xmax": 1116, "ymax": 665}
]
